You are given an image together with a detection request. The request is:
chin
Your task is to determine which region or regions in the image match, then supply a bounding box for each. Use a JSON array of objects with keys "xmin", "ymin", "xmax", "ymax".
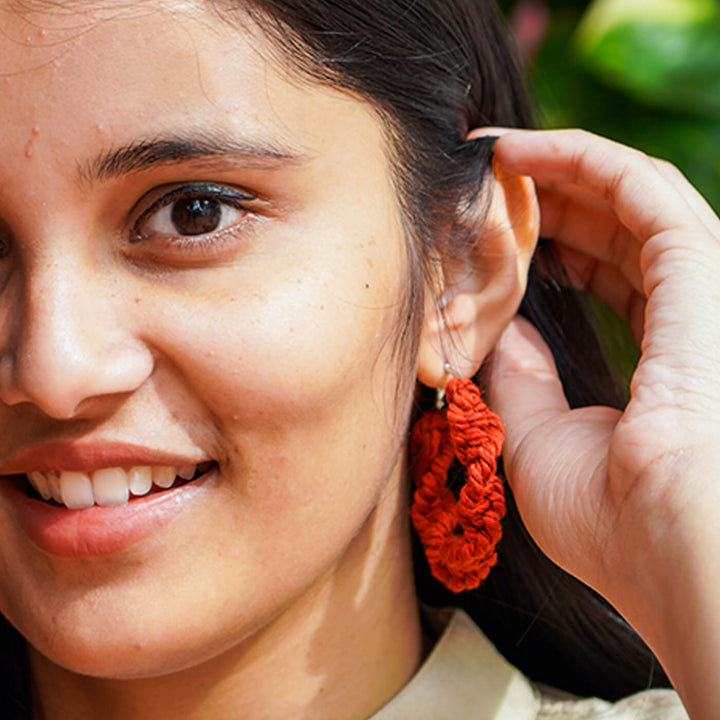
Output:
[
  {"xmin": 18, "ymin": 574, "xmax": 289, "ymax": 683},
  {"xmin": 26, "ymin": 618, "xmax": 237, "ymax": 681}
]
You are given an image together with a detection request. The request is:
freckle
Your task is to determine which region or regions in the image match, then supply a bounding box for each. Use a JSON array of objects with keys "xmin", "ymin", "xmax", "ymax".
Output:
[
  {"xmin": 366, "ymin": 258, "xmax": 374, "ymax": 269},
  {"xmin": 320, "ymin": 305, "xmax": 324, "ymax": 310},
  {"xmin": 365, "ymin": 283, "xmax": 370, "ymax": 289}
]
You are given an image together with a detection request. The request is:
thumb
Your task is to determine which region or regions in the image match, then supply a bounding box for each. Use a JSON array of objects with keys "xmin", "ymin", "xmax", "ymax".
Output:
[
  {"xmin": 487, "ymin": 317, "xmax": 620, "ymax": 576},
  {"xmin": 487, "ymin": 316, "xmax": 570, "ymax": 478}
]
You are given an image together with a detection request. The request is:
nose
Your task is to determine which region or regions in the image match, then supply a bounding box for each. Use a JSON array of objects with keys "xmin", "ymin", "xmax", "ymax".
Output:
[{"xmin": 0, "ymin": 259, "xmax": 153, "ymax": 419}]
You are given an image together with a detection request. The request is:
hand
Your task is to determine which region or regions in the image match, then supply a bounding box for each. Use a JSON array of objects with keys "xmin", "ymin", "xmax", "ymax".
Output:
[{"xmin": 484, "ymin": 129, "xmax": 720, "ymax": 717}]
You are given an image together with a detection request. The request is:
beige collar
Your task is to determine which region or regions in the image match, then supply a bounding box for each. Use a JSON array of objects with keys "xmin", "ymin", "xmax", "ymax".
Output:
[{"xmin": 371, "ymin": 610, "xmax": 540, "ymax": 720}]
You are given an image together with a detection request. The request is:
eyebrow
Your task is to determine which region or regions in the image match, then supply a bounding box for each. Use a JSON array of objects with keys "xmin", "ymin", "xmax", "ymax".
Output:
[{"xmin": 77, "ymin": 129, "xmax": 309, "ymax": 187}]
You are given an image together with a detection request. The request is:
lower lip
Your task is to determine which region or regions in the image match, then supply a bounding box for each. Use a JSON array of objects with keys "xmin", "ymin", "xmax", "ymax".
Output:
[{"xmin": 2, "ymin": 471, "xmax": 213, "ymax": 558}]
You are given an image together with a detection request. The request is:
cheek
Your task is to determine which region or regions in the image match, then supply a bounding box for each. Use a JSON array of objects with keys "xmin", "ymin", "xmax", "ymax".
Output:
[
  {"xmin": 140, "ymin": 219, "xmax": 411, "ymax": 512},
  {"xmin": 147, "ymin": 217, "xmax": 408, "ymax": 430}
]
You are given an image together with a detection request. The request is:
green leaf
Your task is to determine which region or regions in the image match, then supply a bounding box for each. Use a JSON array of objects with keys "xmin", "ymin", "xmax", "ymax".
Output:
[
  {"xmin": 576, "ymin": 0, "xmax": 715, "ymax": 49},
  {"xmin": 527, "ymin": 5, "xmax": 720, "ymax": 210},
  {"xmin": 577, "ymin": 20, "xmax": 720, "ymax": 116}
]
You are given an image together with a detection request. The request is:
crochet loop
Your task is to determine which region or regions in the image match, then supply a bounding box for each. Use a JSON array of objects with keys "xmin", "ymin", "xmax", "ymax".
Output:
[{"xmin": 410, "ymin": 377, "xmax": 505, "ymax": 592}]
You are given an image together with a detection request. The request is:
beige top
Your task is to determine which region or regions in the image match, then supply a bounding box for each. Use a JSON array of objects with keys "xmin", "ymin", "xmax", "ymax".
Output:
[{"xmin": 371, "ymin": 610, "xmax": 688, "ymax": 719}]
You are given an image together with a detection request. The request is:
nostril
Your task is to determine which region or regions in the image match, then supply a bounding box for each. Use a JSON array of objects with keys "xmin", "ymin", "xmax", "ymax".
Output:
[
  {"xmin": 0, "ymin": 336, "xmax": 154, "ymax": 419},
  {"xmin": 0, "ymin": 351, "xmax": 26, "ymax": 408}
]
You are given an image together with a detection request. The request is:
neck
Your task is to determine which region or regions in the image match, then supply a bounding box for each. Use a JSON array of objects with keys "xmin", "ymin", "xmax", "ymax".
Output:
[{"xmin": 29, "ymin": 479, "xmax": 423, "ymax": 720}]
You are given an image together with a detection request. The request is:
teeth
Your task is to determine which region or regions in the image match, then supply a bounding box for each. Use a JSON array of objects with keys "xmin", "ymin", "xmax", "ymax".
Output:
[
  {"xmin": 128, "ymin": 466, "xmax": 153, "ymax": 497},
  {"xmin": 25, "ymin": 463, "xmax": 208, "ymax": 509},
  {"xmin": 177, "ymin": 465, "xmax": 195, "ymax": 480},
  {"xmin": 92, "ymin": 467, "xmax": 130, "ymax": 507},
  {"xmin": 60, "ymin": 471, "xmax": 94, "ymax": 510},
  {"xmin": 49, "ymin": 472, "xmax": 62, "ymax": 504},
  {"xmin": 28, "ymin": 471, "xmax": 54, "ymax": 501},
  {"xmin": 152, "ymin": 466, "xmax": 176, "ymax": 489}
]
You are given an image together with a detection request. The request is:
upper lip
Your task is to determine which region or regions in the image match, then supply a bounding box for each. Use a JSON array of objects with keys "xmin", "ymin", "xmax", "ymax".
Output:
[{"xmin": 0, "ymin": 441, "xmax": 208, "ymax": 475}]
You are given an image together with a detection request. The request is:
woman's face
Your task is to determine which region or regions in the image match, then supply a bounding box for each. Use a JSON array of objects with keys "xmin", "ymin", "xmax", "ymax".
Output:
[{"xmin": 0, "ymin": 2, "xmax": 415, "ymax": 677}]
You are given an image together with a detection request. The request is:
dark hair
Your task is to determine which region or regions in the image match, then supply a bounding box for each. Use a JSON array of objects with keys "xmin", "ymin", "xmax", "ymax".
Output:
[{"xmin": 0, "ymin": 0, "xmax": 668, "ymax": 714}]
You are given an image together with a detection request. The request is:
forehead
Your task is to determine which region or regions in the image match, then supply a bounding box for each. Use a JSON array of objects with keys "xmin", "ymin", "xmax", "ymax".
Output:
[
  {"xmin": 0, "ymin": 1, "xmax": 286, "ymax": 123},
  {"xmin": 0, "ymin": 0, "xmax": 388, "ymax": 194}
]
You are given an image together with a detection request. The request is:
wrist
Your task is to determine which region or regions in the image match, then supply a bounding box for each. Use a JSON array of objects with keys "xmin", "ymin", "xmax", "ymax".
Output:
[{"xmin": 604, "ymin": 453, "xmax": 720, "ymax": 717}]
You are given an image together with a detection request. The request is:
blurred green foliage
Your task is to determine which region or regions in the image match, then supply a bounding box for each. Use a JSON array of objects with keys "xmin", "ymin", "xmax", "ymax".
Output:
[
  {"xmin": 497, "ymin": 0, "xmax": 720, "ymax": 383},
  {"xmin": 499, "ymin": 0, "xmax": 720, "ymax": 213}
]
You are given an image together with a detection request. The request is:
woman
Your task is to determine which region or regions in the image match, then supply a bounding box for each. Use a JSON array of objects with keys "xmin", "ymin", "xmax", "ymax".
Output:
[{"xmin": 0, "ymin": 0, "xmax": 716, "ymax": 717}]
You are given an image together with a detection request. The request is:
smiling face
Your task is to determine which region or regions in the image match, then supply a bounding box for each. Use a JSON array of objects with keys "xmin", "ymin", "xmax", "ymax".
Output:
[{"xmin": 0, "ymin": 0, "xmax": 421, "ymax": 694}]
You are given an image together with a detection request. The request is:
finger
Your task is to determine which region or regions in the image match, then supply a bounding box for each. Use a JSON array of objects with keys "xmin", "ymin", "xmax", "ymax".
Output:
[
  {"xmin": 488, "ymin": 316, "xmax": 621, "ymax": 572},
  {"xmin": 470, "ymin": 128, "xmax": 621, "ymax": 216},
  {"xmin": 487, "ymin": 316, "xmax": 569, "ymax": 442},
  {"xmin": 473, "ymin": 127, "xmax": 720, "ymax": 235},
  {"xmin": 553, "ymin": 244, "xmax": 646, "ymax": 344},
  {"xmin": 650, "ymin": 157, "xmax": 720, "ymax": 236},
  {"xmin": 537, "ymin": 186, "xmax": 644, "ymax": 294},
  {"xmin": 493, "ymin": 129, "xmax": 710, "ymax": 243}
]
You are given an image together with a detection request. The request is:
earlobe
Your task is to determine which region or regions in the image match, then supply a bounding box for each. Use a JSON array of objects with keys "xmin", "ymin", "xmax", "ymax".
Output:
[
  {"xmin": 417, "ymin": 153, "xmax": 539, "ymax": 388},
  {"xmin": 417, "ymin": 294, "xmax": 478, "ymax": 387}
]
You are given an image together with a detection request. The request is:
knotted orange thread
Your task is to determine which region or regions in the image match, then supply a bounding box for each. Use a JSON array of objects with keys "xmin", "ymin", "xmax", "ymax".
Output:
[{"xmin": 410, "ymin": 377, "xmax": 505, "ymax": 593}]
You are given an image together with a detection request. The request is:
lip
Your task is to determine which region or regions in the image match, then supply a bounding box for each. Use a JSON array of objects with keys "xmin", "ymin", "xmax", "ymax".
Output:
[
  {"xmin": 1, "ymin": 466, "xmax": 215, "ymax": 558},
  {"xmin": 1, "ymin": 441, "xmax": 206, "ymax": 475}
]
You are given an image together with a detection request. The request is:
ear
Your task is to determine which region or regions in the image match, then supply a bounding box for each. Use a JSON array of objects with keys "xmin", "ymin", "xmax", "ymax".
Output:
[{"xmin": 417, "ymin": 158, "xmax": 539, "ymax": 388}]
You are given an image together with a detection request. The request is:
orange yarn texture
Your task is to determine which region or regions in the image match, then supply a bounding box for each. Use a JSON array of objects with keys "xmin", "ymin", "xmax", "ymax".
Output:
[{"xmin": 410, "ymin": 378, "xmax": 505, "ymax": 593}]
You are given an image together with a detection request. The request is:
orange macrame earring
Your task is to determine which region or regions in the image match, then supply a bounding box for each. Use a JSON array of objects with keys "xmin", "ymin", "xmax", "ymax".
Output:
[{"xmin": 410, "ymin": 369, "xmax": 505, "ymax": 593}]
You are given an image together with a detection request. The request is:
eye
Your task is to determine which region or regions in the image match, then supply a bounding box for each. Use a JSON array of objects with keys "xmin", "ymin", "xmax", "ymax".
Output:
[{"xmin": 132, "ymin": 183, "xmax": 256, "ymax": 242}]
